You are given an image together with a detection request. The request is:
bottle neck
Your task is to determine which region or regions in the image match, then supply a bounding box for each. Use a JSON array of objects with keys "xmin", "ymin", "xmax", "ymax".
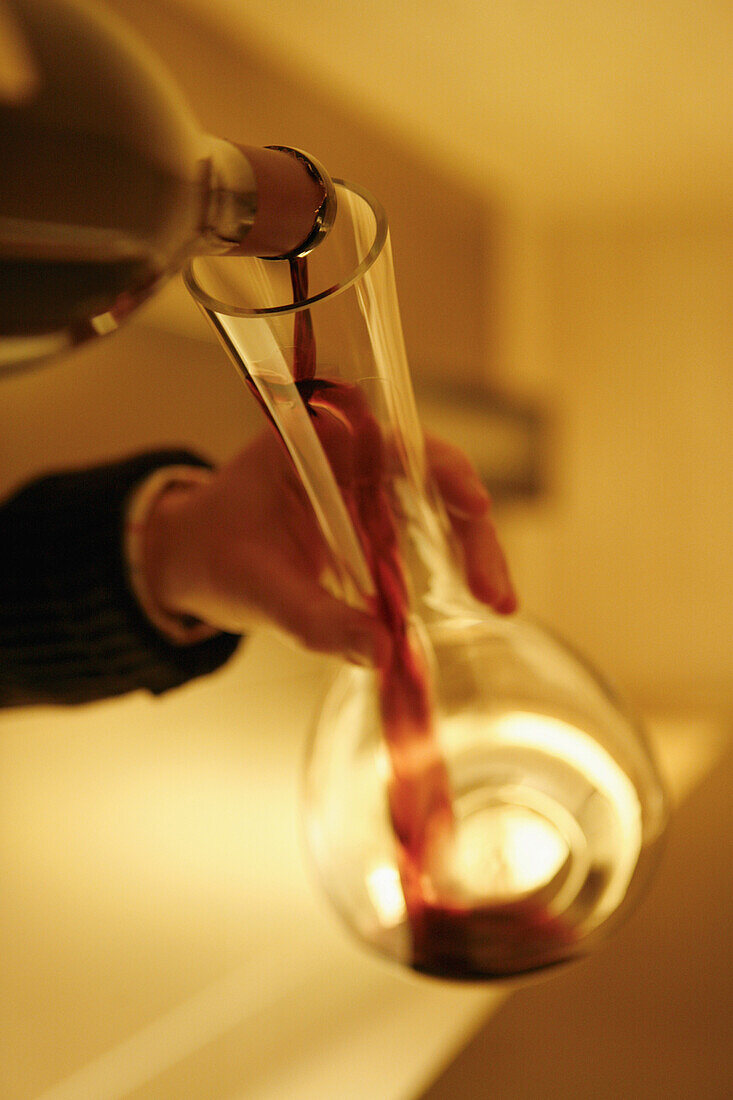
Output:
[{"xmin": 200, "ymin": 137, "xmax": 258, "ymax": 254}]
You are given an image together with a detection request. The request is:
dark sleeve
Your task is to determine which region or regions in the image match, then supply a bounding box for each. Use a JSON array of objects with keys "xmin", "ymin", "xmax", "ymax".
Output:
[{"xmin": 0, "ymin": 451, "xmax": 241, "ymax": 707}]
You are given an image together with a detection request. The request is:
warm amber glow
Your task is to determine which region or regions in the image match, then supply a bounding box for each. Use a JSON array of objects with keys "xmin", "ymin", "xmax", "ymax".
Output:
[
  {"xmin": 494, "ymin": 714, "xmax": 639, "ymax": 825},
  {"xmin": 453, "ymin": 803, "xmax": 569, "ymax": 900},
  {"xmin": 366, "ymin": 863, "xmax": 406, "ymax": 926},
  {"xmin": 493, "ymin": 713, "xmax": 642, "ymax": 915}
]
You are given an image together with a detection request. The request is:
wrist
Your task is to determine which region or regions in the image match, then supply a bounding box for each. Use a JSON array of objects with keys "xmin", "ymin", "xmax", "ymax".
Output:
[{"xmin": 125, "ymin": 467, "xmax": 218, "ymax": 645}]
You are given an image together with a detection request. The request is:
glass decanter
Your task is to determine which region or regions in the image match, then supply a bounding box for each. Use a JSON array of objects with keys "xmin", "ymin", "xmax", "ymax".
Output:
[{"xmin": 185, "ymin": 180, "xmax": 669, "ymax": 981}]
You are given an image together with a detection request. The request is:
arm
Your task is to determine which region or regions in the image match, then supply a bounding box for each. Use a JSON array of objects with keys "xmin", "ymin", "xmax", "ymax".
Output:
[
  {"xmin": 0, "ymin": 451, "xmax": 239, "ymax": 707},
  {"xmin": 0, "ymin": 434, "xmax": 515, "ymax": 707}
]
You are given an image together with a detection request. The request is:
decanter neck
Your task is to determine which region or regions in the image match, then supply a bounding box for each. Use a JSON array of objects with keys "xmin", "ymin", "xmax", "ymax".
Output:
[{"xmin": 392, "ymin": 461, "xmax": 480, "ymax": 622}]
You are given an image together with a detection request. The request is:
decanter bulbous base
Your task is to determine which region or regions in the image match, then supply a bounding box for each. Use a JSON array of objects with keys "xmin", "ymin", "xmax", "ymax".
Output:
[{"xmin": 303, "ymin": 609, "xmax": 668, "ymax": 981}]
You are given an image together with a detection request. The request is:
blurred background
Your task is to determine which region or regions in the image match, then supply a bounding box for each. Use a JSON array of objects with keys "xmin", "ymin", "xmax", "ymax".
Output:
[{"xmin": 1, "ymin": 2, "xmax": 731, "ymax": 1097}]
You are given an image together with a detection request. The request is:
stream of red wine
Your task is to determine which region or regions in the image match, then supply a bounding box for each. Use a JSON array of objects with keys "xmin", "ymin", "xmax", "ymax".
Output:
[{"xmin": 252, "ymin": 256, "xmax": 573, "ymax": 977}]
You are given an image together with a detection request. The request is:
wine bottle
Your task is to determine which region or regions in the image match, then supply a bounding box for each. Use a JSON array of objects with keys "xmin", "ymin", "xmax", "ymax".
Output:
[{"xmin": 0, "ymin": 0, "xmax": 331, "ymax": 371}]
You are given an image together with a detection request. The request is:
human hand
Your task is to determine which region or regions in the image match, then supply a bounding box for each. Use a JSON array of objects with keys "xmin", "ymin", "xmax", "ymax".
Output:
[
  {"xmin": 141, "ymin": 429, "xmax": 516, "ymax": 665},
  {"xmin": 424, "ymin": 433, "xmax": 517, "ymax": 615}
]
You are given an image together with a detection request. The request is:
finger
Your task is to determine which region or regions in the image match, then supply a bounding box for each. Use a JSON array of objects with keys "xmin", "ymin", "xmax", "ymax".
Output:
[
  {"xmin": 452, "ymin": 512, "xmax": 518, "ymax": 614},
  {"xmin": 280, "ymin": 481, "xmax": 331, "ymax": 576},
  {"xmin": 282, "ymin": 586, "xmax": 393, "ymax": 667},
  {"xmin": 248, "ymin": 551, "xmax": 393, "ymax": 666},
  {"xmin": 425, "ymin": 435, "xmax": 492, "ymax": 518}
]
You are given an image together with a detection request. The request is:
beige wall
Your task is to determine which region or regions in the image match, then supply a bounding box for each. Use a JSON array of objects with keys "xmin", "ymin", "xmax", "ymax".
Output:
[{"xmin": 500, "ymin": 212, "xmax": 732, "ymax": 712}]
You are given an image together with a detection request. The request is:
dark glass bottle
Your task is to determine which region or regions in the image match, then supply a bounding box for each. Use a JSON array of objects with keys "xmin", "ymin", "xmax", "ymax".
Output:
[{"xmin": 0, "ymin": 0, "xmax": 326, "ymax": 371}]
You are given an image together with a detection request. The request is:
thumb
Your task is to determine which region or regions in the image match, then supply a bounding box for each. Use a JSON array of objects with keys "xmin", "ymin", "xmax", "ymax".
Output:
[{"xmin": 260, "ymin": 565, "xmax": 392, "ymax": 667}]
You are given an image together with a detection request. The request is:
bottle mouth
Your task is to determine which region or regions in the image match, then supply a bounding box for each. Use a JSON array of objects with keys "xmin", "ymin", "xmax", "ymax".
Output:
[
  {"xmin": 262, "ymin": 146, "xmax": 339, "ymax": 260},
  {"xmin": 184, "ymin": 179, "xmax": 388, "ymax": 317}
]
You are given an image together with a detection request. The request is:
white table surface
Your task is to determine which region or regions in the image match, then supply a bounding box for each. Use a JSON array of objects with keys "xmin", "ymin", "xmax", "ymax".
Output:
[{"xmin": 1, "ymin": 633, "xmax": 728, "ymax": 1100}]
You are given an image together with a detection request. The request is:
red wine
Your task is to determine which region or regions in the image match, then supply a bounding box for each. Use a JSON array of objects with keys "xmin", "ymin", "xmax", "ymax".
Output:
[
  {"xmin": 0, "ymin": 256, "xmax": 158, "ymax": 339},
  {"xmin": 282, "ymin": 258, "xmax": 575, "ymax": 978}
]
